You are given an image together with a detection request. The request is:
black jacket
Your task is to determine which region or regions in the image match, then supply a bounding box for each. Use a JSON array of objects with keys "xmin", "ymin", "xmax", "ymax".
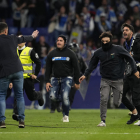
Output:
[
  {"xmin": 84, "ymin": 44, "xmax": 137, "ymax": 80},
  {"xmin": 123, "ymin": 33, "xmax": 140, "ymax": 62},
  {"xmin": 76, "ymin": 54, "xmax": 87, "ymax": 76},
  {"xmin": 45, "ymin": 46, "xmax": 80, "ymax": 84},
  {"xmin": 0, "ymin": 34, "xmax": 33, "ymax": 78}
]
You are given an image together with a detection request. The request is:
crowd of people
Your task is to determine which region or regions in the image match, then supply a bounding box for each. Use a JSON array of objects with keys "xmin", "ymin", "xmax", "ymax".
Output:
[
  {"xmin": 1, "ymin": 0, "xmax": 140, "ymax": 128},
  {"xmin": 1, "ymin": 0, "xmax": 140, "ymax": 64}
]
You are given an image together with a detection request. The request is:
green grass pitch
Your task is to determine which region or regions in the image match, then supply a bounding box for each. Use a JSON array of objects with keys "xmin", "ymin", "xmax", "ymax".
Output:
[{"xmin": 0, "ymin": 109, "xmax": 140, "ymax": 140}]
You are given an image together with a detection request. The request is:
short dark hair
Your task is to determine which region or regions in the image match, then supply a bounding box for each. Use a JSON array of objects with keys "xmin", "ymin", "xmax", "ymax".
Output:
[
  {"xmin": 121, "ymin": 23, "xmax": 134, "ymax": 33},
  {"xmin": 99, "ymin": 31, "xmax": 113, "ymax": 40},
  {"xmin": 0, "ymin": 22, "xmax": 8, "ymax": 33},
  {"xmin": 58, "ymin": 34, "xmax": 67, "ymax": 43}
]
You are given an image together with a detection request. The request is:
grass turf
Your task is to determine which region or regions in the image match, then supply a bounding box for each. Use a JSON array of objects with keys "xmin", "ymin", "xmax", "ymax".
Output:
[{"xmin": 0, "ymin": 109, "xmax": 140, "ymax": 140}]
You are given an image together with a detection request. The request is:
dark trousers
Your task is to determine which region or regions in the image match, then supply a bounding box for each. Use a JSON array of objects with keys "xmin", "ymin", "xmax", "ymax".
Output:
[
  {"xmin": 6, "ymin": 78, "xmax": 42, "ymax": 114},
  {"xmin": 122, "ymin": 75, "xmax": 140, "ymax": 114},
  {"xmin": 50, "ymin": 87, "xmax": 77, "ymax": 110}
]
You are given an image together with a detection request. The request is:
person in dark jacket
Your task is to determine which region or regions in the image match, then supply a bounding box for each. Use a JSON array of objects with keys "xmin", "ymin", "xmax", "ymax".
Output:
[
  {"xmin": 45, "ymin": 35, "xmax": 80, "ymax": 122},
  {"xmin": 68, "ymin": 42, "xmax": 87, "ymax": 107},
  {"xmin": 50, "ymin": 42, "xmax": 87, "ymax": 112},
  {"xmin": 7, "ymin": 35, "xmax": 44, "ymax": 121},
  {"xmin": 0, "ymin": 22, "xmax": 39, "ymax": 128},
  {"xmin": 122, "ymin": 23, "xmax": 140, "ymax": 125},
  {"xmin": 79, "ymin": 31, "xmax": 139, "ymax": 127}
]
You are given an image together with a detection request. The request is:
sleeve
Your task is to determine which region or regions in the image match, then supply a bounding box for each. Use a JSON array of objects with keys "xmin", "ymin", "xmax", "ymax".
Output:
[
  {"xmin": 119, "ymin": 46, "xmax": 137, "ymax": 74},
  {"xmin": 84, "ymin": 52, "xmax": 99, "ymax": 77},
  {"xmin": 15, "ymin": 35, "xmax": 33, "ymax": 44},
  {"xmin": 133, "ymin": 42, "xmax": 140, "ymax": 62},
  {"xmin": 30, "ymin": 49, "xmax": 41, "ymax": 76},
  {"xmin": 45, "ymin": 53, "xmax": 52, "ymax": 83},
  {"xmin": 71, "ymin": 52, "xmax": 81, "ymax": 84}
]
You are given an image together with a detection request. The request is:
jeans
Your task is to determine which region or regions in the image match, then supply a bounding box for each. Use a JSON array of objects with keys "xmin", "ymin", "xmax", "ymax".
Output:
[
  {"xmin": 0, "ymin": 71, "xmax": 25, "ymax": 122},
  {"xmin": 49, "ymin": 77, "xmax": 73, "ymax": 116}
]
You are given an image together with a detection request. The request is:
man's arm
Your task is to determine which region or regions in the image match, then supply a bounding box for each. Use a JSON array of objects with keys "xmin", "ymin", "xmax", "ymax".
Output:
[
  {"xmin": 119, "ymin": 46, "xmax": 137, "ymax": 74},
  {"xmin": 84, "ymin": 53, "xmax": 99, "ymax": 77},
  {"xmin": 16, "ymin": 30, "xmax": 39, "ymax": 44},
  {"xmin": 30, "ymin": 49, "xmax": 41, "ymax": 76}
]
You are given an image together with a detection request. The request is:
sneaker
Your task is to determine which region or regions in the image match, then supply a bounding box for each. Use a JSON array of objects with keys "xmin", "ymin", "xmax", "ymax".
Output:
[
  {"xmin": 19, "ymin": 120, "xmax": 25, "ymax": 128},
  {"xmin": 127, "ymin": 114, "xmax": 139, "ymax": 124},
  {"xmin": 63, "ymin": 115, "xmax": 69, "ymax": 122},
  {"xmin": 12, "ymin": 114, "xmax": 18, "ymax": 121},
  {"xmin": 97, "ymin": 121, "xmax": 106, "ymax": 127},
  {"xmin": 0, "ymin": 121, "xmax": 6, "ymax": 128},
  {"xmin": 134, "ymin": 120, "xmax": 140, "ymax": 125},
  {"xmin": 38, "ymin": 92, "xmax": 44, "ymax": 106}
]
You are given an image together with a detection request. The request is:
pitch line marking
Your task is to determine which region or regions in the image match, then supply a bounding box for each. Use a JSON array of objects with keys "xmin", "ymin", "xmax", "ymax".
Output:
[{"xmin": 0, "ymin": 132, "xmax": 140, "ymax": 135}]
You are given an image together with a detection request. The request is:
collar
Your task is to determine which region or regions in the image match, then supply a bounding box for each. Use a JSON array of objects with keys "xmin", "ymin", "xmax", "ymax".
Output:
[{"xmin": 18, "ymin": 45, "xmax": 26, "ymax": 50}]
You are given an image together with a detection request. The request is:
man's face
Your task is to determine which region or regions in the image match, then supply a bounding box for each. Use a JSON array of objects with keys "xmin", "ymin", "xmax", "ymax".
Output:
[
  {"xmin": 56, "ymin": 37, "xmax": 65, "ymax": 49},
  {"xmin": 123, "ymin": 27, "xmax": 133, "ymax": 40},
  {"xmin": 101, "ymin": 37, "xmax": 110, "ymax": 44}
]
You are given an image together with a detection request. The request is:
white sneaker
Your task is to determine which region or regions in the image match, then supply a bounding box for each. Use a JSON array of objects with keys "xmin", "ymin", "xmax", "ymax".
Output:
[
  {"xmin": 63, "ymin": 115, "xmax": 69, "ymax": 122},
  {"xmin": 97, "ymin": 121, "xmax": 106, "ymax": 127},
  {"xmin": 134, "ymin": 120, "xmax": 140, "ymax": 125}
]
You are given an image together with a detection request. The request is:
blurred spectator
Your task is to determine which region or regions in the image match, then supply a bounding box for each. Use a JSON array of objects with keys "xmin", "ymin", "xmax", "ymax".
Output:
[
  {"xmin": 95, "ymin": 0, "xmax": 117, "ymax": 24},
  {"xmin": 97, "ymin": 13, "xmax": 111, "ymax": 33},
  {"xmin": 114, "ymin": 13, "xmax": 124, "ymax": 37},
  {"xmin": 50, "ymin": 0, "xmax": 67, "ymax": 12},
  {"xmin": 20, "ymin": 1, "xmax": 28, "ymax": 28},
  {"xmin": 79, "ymin": 43, "xmax": 91, "ymax": 64},
  {"xmin": 72, "ymin": 38, "xmax": 78, "ymax": 43},
  {"xmin": 86, "ymin": 39, "xmax": 97, "ymax": 55},
  {"xmin": 131, "ymin": 5, "xmax": 140, "ymax": 21},
  {"xmin": 34, "ymin": 0, "xmax": 47, "ymax": 28},
  {"xmin": 114, "ymin": 0, "xmax": 128, "ymax": 15},
  {"xmin": 134, "ymin": 18, "xmax": 140, "ymax": 32},
  {"xmin": 12, "ymin": 0, "xmax": 28, "ymax": 29},
  {"xmin": 75, "ymin": 6, "xmax": 94, "ymax": 41},
  {"xmin": 125, "ymin": 18, "xmax": 132, "ymax": 25},
  {"xmin": 0, "ymin": 0, "xmax": 9, "ymax": 21},
  {"xmin": 120, "ymin": 37, "xmax": 125, "ymax": 46},
  {"xmin": 27, "ymin": 0, "xmax": 36, "ymax": 27},
  {"xmin": 50, "ymin": 6, "xmax": 68, "ymax": 42},
  {"xmin": 65, "ymin": 0, "xmax": 82, "ymax": 21},
  {"xmin": 112, "ymin": 35, "xmax": 119, "ymax": 45},
  {"xmin": 27, "ymin": 41, "xmax": 33, "ymax": 47},
  {"xmin": 83, "ymin": 0, "xmax": 96, "ymax": 17},
  {"xmin": 34, "ymin": 36, "xmax": 50, "ymax": 59}
]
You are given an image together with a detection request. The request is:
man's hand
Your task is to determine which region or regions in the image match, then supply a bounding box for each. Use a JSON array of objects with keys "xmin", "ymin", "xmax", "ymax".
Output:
[
  {"xmin": 79, "ymin": 75, "xmax": 86, "ymax": 83},
  {"xmin": 134, "ymin": 71, "xmax": 139, "ymax": 78},
  {"xmin": 46, "ymin": 83, "xmax": 52, "ymax": 92},
  {"xmin": 31, "ymin": 74, "xmax": 37, "ymax": 79},
  {"xmin": 9, "ymin": 83, "xmax": 13, "ymax": 89},
  {"xmin": 32, "ymin": 30, "xmax": 39, "ymax": 38},
  {"xmin": 73, "ymin": 84, "xmax": 80, "ymax": 90}
]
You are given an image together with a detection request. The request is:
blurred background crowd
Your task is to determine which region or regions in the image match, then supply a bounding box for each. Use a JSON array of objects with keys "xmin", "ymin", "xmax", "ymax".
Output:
[
  {"xmin": 1, "ymin": 0, "xmax": 140, "ymax": 109},
  {"xmin": 1, "ymin": 0, "xmax": 140, "ymax": 64}
]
